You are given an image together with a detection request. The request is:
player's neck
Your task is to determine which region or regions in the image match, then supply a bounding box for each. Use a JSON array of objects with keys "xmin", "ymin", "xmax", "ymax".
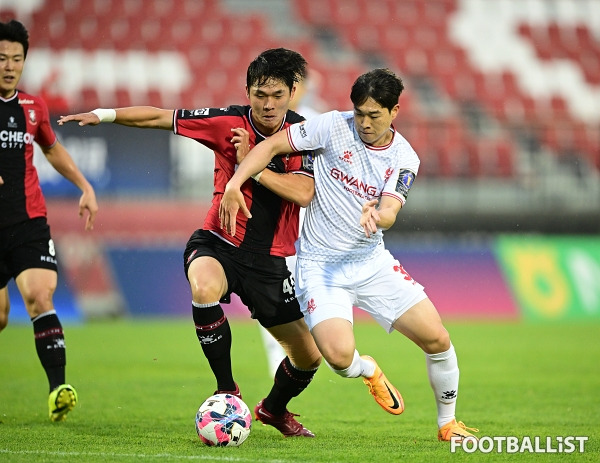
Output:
[
  {"xmin": 0, "ymin": 88, "xmax": 17, "ymax": 100},
  {"xmin": 364, "ymin": 127, "xmax": 394, "ymax": 147}
]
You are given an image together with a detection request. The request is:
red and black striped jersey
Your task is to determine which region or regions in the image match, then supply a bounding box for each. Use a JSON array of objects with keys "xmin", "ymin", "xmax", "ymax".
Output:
[
  {"xmin": 174, "ymin": 105, "xmax": 314, "ymax": 257},
  {"xmin": 0, "ymin": 90, "xmax": 56, "ymax": 229}
]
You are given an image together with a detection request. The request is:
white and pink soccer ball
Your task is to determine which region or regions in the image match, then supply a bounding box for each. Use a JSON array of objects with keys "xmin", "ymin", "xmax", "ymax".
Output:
[{"xmin": 195, "ymin": 394, "xmax": 252, "ymax": 447}]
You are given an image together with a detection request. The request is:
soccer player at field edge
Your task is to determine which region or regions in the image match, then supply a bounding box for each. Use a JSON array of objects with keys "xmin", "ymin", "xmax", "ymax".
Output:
[
  {"xmin": 58, "ymin": 48, "xmax": 322, "ymax": 438},
  {"xmin": 0, "ymin": 19, "xmax": 98, "ymax": 422},
  {"xmin": 219, "ymin": 68, "xmax": 479, "ymax": 442}
]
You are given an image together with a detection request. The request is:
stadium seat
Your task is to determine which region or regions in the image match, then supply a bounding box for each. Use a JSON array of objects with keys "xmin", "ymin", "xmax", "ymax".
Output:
[
  {"xmin": 390, "ymin": 0, "xmax": 420, "ymax": 26},
  {"xmin": 363, "ymin": 1, "xmax": 390, "ymax": 24},
  {"xmin": 495, "ymin": 140, "xmax": 515, "ymax": 177},
  {"xmin": 115, "ymin": 88, "xmax": 132, "ymax": 108},
  {"xmin": 146, "ymin": 89, "xmax": 163, "ymax": 108},
  {"xmin": 80, "ymin": 88, "xmax": 101, "ymax": 109},
  {"xmin": 293, "ymin": 0, "xmax": 334, "ymax": 26}
]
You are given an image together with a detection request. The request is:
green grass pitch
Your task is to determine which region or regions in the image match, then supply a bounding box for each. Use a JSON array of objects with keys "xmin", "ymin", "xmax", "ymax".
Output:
[{"xmin": 1, "ymin": 319, "xmax": 599, "ymax": 462}]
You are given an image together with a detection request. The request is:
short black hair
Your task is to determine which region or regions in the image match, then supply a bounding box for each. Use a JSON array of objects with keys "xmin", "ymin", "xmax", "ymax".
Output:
[
  {"xmin": 350, "ymin": 68, "xmax": 404, "ymax": 112},
  {"xmin": 247, "ymin": 48, "xmax": 307, "ymax": 92},
  {"xmin": 0, "ymin": 20, "xmax": 29, "ymax": 58}
]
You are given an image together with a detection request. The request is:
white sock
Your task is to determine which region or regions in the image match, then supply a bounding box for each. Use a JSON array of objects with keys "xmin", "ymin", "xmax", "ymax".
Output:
[
  {"xmin": 426, "ymin": 343, "xmax": 459, "ymax": 428},
  {"xmin": 330, "ymin": 350, "xmax": 376, "ymax": 378}
]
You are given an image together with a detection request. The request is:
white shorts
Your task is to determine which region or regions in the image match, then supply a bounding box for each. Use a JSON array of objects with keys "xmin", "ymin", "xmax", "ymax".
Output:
[{"xmin": 295, "ymin": 247, "xmax": 428, "ymax": 333}]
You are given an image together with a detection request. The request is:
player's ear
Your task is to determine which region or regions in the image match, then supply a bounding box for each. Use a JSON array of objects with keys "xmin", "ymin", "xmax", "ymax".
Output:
[{"xmin": 245, "ymin": 86, "xmax": 250, "ymax": 99}]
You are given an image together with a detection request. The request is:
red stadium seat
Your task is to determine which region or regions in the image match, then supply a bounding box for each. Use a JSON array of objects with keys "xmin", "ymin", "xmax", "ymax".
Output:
[
  {"xmin": 390, "ymin": 1, "xmax": 420, "ymax": 27},
  {"xmin": 80, "ymin": 88, "xmax": 101, "ymax": 109},
  {"xmin": 495, "ymin": 140, "xmax": 515, "ymax": 177},
  {"xmin": 293, "ymin": 0, "xmax": 334, "ymax": 26},
  {"xmin": 115, "ymin": 88, "xmax": 132, "ymax": 108},
  {"xmin": 363, "ymin": 1, "xmax": 391, "ymax": 24},
  {"xmin": 146, "ymin": 89, "xmax": 163, "ymax": 108},
  {"xmin": 330, "ymin": 0, "xmax": 363, "ymax": 29},
  {"xmin": 419, "ymin": 0, "xmax": 456, "ymax": 26},
  {"xmin": 0, "ymin": 9, "xmax": 17, "ymax": 23}
]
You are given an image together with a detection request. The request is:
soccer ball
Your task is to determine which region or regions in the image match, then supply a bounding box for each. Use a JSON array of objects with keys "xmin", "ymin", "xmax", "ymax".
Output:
[{"xmin": 195, "ymin": 394, "xmax": 252, "ymax": 447}]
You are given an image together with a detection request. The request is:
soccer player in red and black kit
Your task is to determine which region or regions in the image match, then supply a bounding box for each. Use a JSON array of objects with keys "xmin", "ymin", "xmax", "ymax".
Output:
[
  {"xmin": 59, "ymin": 48, "xmax": 322, "ymax": 437},
  {"xmin": 0, "ymin": 20, "xmax": 98, "ymax": 422}
]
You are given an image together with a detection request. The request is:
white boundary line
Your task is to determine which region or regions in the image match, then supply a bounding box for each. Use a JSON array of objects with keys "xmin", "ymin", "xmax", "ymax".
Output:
[{"xmin": 0, "ymin": 449, "xmax": 287, "ymax": 462}]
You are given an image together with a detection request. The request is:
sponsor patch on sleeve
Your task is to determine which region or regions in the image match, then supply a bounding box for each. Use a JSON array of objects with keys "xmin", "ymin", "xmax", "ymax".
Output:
[
  {"xmin": 302, "ymin": 151, "xmax": 315, "ymax": 173},
  {"xmin": 299, "ymin": 123, "xmax": 308, "ymax": 138},
  {"xmin": 180, "ymin": 108, "xmax": 210, "ymax": 118},
  {"xmin": 395, "ymin": 169, "xmax": 416, "ymax": 200}
]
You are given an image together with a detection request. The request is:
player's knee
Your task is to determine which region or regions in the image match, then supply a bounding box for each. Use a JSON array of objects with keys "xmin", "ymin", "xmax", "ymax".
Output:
[
  {"xmin": 422, "ymin": 326, "xmax": 451, "ymax": 354},
  {"xmin": 0, "ymin": 315, "xmax": 8, "ymax": 331},
  {"xmin": 322, "ymin": 348, "xmax": 354, "ymax": 371},
  {"xmin": 191, "ymin": 284, "xmax": 222, "ymax": 304},
  {"xmin": 21, "ymin": 290, "xmax": 54, "ymax": 318},
  {"xmin": 188, "ymin": 263, "xmax": 227, "ymax": 304}
]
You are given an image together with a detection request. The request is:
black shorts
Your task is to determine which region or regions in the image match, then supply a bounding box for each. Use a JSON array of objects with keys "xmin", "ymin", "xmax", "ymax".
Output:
[
  {"xmin": 0, "ymin": 217, "xmax": 58, "ymax": 288},
  {"xmin": 183, "ymin": 229, "xmax": 302, "ymax": 328}
]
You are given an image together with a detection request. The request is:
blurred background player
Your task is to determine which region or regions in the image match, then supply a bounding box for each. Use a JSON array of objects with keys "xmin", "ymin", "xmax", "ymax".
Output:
[
  {"xmin": 0, "ymin": 19, "xmax": 98, "ymax": 422},
  {"xmin": 58, "ymin": 48, "xmax": 322, "ymax": 438},
  {"xmin": 289, "ymin": 69, "xmax": 326, "ymax": 120},
  {"xmin": 258, "ymin": 71, "xmax": 325, "ymax": 376},
  {"xmin": 220, "ymin": 68, "xmax": 479, "ymax": 442}
]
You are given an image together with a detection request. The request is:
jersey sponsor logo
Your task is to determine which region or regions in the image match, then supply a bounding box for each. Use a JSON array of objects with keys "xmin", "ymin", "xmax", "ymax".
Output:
[
  {"xmin": 395, "ymin": 169, "xmax": 416, "ymax": 200},
  {"xmin": 185, "ymin": 108, "xmax": 210, "ymax": 117},
  {"xmin": 339, "ymin": 150, "xmax": 353, "ymax": 164},
  {"xmin": 330, "ymin": 167, "xmax": 378, "ymax": 197},
  {"xmin": 0, "ymin": 129, "xmax": 34, "ymax": 148},
  {"xmin": 299, "ymin": 123, "xmax": 307, "ymax": 138}
]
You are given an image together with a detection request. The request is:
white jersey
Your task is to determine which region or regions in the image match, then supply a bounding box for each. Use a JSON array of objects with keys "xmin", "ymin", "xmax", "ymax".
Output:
[{"xmin": 287, "ymin": 110, "xmax": 420, "ymax": 262}]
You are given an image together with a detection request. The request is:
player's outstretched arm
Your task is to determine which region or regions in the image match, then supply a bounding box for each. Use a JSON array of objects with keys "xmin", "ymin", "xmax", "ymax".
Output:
[
  {"xmin": 219, "ymin": 130, "xmax": 294, "ymax": 236},
  {"xmin": 42, "ymin": 141, "xmax": 98, "ymax": 230},
  {"xmin": 58, "ymin": 106, "xmax": 174, "ymax": 130}
]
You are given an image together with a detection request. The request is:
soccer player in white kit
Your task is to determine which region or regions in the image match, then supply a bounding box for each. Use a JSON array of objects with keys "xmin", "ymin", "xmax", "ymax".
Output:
[{"xmin": 220, "ymin": 69, "xmax": 478, "ymax": 442}]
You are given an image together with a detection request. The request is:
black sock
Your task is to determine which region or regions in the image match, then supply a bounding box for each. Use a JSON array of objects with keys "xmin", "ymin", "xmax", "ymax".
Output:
[
  {"xmin": 192, "ymin": 303, "xmax": 235, "ymax": 392},
  {"xmin": 264, "ymin": 356, "xmax": 317, "ymax": 415},
  {"xmin": 32, "ymin": 312, "xmax": 66, "ymax": 392}
]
